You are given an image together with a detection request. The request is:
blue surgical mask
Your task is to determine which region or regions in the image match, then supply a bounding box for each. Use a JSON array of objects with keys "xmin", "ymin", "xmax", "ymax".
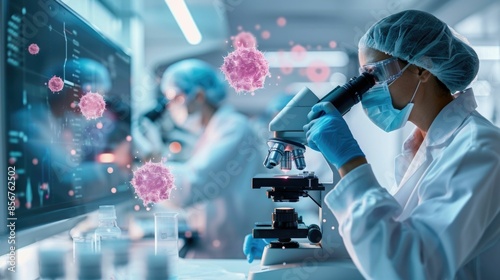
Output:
[{"xmin": 361, "ymin": 80, "xmax": 421, "ymax": 132}]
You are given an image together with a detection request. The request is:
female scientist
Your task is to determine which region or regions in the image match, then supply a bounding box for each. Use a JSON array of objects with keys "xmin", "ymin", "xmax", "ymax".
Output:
[
  {"xmin": 161, "ymin": 59, "xmax": 275, "ymax": 259},
  {"xmin": 303, "ymin": 10, "xmax": 500, "ymax": 279}
]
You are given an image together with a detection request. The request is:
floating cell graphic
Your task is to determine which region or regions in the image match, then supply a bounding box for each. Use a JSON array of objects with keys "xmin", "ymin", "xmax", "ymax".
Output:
[
  {"xmin": 79, "ymin": 91, "xmax": 106, "ymax": 120},
  {"xmin": 291, "ymin": 45, "xmax": 307, "ymax": 61},
  {"xmin": 221, "ymin": 47, "xmax": 270, "ymax": 93},
  {"xmin": 277, "ymin": 17, "xmax": 287, "ymax": 27},
  {"xmin": 169, "ymin": 141, "xmax": 182, "ymax": 154},
  {"xmin": 261, "ymin": 30, "xmax": 270, "ymax": 40},
  {"xmin": 130, "ymin": 161, "xmax": 175, "ymax": 206},
  {"xmin": 306, "ymin": 61, "xmax": 331, "ymax": 83},
  {"xmin": 48, "ymin": 76, "xmax": 64, "ymax": 92},
  {"xmin": 329, "ymin": 41, "xmax": 337, "ymax": 49},
  {"xmin": 278, "ymin": 52, "xmax": 293, "ymax": 75},
  {"xmin": 232, "ymin": 31, "xmax": 257, "ymax": 49},
  {"xmin": 28, "ymin": 43, "xmax": 40, "ymax": 55},
  {"xmin": 280, "ymin": 66, "xmax": 293, "ymax": 75},
  {"xmin": 255, "ymin": 24, "xmax": 261, "ymax": 30}
]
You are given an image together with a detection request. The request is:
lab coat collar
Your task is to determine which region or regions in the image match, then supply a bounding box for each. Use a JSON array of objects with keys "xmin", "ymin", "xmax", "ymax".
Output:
[
  {"xmin": 203, "ymin": 104, "xmax": 235, "ymax": 132},
  {"xmin": 395, "ymin": 88, "xmax": 477, "ymax": 186},
  {"xmin": 424, "ymin": 88, "xmax": 477, "ymax": 148}
]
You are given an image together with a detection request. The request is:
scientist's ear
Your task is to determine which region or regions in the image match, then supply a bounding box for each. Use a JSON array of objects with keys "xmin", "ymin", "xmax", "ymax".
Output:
[{"xmin": 417, "ymin": 67, "xmax": 432, "ymax": 83}]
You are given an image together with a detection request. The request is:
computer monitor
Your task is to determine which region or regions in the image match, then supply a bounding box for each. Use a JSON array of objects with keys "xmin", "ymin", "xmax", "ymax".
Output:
[{"xmin": 0, "ymin": 0, "xmax": 133, "ymax": 254}]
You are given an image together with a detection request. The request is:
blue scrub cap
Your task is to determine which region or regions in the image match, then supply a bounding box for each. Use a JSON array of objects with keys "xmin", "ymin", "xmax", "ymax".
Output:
[
  {"xmin": 359, "ymin": 10, "xmax": 479, "ymax": 93},
  {"xmin": 161, "ymin": 59, "xmax": 227, "ymax": 106}
]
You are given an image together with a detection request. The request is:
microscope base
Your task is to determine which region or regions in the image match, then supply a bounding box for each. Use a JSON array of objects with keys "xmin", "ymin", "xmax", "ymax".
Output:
[
  {"xmin": 248, "ymin": 259, "xmax": 363, "ymax": 280},
  {"xmin": 248, "ymin": 244, "xmax": 364, "ymax": 280}
]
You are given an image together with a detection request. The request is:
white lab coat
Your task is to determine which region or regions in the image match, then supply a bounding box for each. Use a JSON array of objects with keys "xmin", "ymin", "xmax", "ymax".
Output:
[
  {"xmin": 325, "ymin": 89, "xmax": 500, "ymax": 279},
  {"xmin": 167, "ymin": 105, "xmax": 276, "ymax": 258}
]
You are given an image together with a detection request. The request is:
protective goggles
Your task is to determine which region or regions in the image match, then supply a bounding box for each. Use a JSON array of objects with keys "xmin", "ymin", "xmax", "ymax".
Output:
[{"xmin": 359, "ymin": 57, "xmax": 410, "ymax": 85}]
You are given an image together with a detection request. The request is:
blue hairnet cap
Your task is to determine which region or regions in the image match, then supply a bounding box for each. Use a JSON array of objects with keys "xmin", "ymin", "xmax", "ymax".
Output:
[
  {"xmin": 161, "ymin": 59, "xmax": 227, "ymax": 105},
  {"xmin": 359, "ymin": 10, "xmax": 479, "ymax": 93}
]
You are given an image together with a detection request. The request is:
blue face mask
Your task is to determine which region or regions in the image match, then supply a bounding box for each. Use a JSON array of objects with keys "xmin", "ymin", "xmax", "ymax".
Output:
[{"xmin": 361, "ymin": 80, "xmax": 421, "ymax": 132}]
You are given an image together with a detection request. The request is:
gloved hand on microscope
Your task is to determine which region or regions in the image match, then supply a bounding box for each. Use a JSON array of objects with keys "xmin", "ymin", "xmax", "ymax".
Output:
[{"xmin": 303, "ymin": 102, "xmax": 366, "ymax": 172}]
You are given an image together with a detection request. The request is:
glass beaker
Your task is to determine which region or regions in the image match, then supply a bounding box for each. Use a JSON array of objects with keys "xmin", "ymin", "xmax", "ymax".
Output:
[
  {"xmin": 154, "ymin": 212, "xmax": 179, "ymax": 279},
  {"xmin": 72, "ymin": 236, "xmax": 94, "ymax": 263}
]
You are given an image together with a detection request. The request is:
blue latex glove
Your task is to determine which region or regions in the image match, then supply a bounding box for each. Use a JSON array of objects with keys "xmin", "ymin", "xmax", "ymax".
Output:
[
  {"xmin": 303, "ymin": 102, "xmax": 365, "ymax": 169},
  {"xmin": 243, "ymin": 234, "xmax": 270, "ymax": 263}
]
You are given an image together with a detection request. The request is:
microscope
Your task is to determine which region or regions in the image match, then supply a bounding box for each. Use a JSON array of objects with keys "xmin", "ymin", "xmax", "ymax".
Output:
[{"xmin": 248, "ymin": 73, "xmax": 375, "ymax": 280}]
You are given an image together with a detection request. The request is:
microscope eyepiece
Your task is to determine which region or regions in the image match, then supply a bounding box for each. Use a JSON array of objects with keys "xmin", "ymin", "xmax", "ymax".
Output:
[{"xmin": 320, "ymin": 72, "xmax": 376, "ymax": 115}]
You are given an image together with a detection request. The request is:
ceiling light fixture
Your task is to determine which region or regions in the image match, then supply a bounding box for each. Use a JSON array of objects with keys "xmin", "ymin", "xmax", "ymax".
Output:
[{"xmin": 164, "ymin": 0, "xmax": 202, "ymax": 45}]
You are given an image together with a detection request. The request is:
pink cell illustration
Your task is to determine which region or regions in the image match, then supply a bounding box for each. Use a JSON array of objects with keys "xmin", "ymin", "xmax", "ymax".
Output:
[
  {"xmin": 280, "ymin": 65, "xmax": 293, "ymax": 75},
  {"xmin": 130, "ymin": 161, "xmax": 175, "ymax": 206},
  {"xmin": 232, "ymin": 31, "xmax": 257, "ymax": 49},
  {"xmin": 255, "ymin": 24, "xmax": 261, "ymax": 30},
  {"xmin": 306, "ymin": 61, "xmax": 331, "ymax": 83},
  {"xmin": 291, "ymin": 44, "xmax": 307, "ymax": 61},
  {"xmin": 329, "ymin": 40, "xmax": 337, "ymax": 49},
  {"xmin": 261, "ymin": 30, "xmax": 271, "ymax": 40},
  {"xmin": 220, "ymin": 47, "xmax": 270, "ymax": 93},
  {"xmin": 277, "ymin": 17, "xmax": 287, "ymax": 27},
  {"xmin": 48, "ymin": 76, "xmax": 64, "ymax": 92},
  {"xmin": 79, "ymin": 91, "xmax": 106, "ymax": 120},
  {"xmin": 279, "ymin": 55, "xmax": 293, "ymax": 75},
  {"xmin": 28, "ymin": 43, "xmax": 40, "ymax": 55}
]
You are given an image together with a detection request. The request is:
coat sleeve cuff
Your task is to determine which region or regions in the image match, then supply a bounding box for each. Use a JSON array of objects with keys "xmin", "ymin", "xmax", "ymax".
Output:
[{"xmin": 324, "ymin": 163, "xmax": 380, "ymax": 216}]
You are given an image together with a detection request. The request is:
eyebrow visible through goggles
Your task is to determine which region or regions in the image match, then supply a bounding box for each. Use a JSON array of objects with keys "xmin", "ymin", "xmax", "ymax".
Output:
[{"xmin": 359, "ymin": 57, "xmax": 409, "ymax": 84}]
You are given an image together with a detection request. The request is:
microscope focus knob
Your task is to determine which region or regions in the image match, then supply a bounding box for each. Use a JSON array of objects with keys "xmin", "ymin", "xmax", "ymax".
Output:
[{"xmin": 307, "ymin": 224, "xmax": 322, "ymax": 243}]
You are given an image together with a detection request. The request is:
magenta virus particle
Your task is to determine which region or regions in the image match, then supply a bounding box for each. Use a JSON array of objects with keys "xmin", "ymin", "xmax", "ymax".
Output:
[
  {"xmin": 306, "ymin": 60, "xmax": 331, "ymax": 83},
  {"xmin": 261, "ymin": 30, "xmax": 271, "ymax": 40},
  {"xmin": 221, "ymin": 48, "xmax": 270, "ymax": 93},
  {"xmin": 291, "ymin": 44, "xmax": 307, "ymax": 61},
  {"xmin": 48, "ymin": 76, "xmax": 64, "ymax": 92},
  {"xmin": 232, "ymin": 31, "xmax": 257, "ymax": 49},
  {"xmin": 277, "ymin": 17, "xmax": 287, "ymax": 27},
  {"xmin": 28, "ymin": 43, "xmax": 40, "ymax": 55},
  {"xmin": 130, "ymin": 161, "xmax": 175, "ymax": 206},
  {"xmin": 79, "ymin": 91, "xmax": 106, "ymax": 120}
]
